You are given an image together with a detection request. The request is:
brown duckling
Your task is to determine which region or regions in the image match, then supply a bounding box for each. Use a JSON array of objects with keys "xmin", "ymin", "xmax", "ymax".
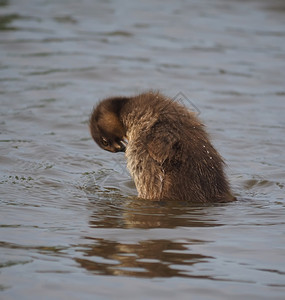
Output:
[{"xmin": 89, "ymin": 91, "xmax": 235, "ymax": 203}]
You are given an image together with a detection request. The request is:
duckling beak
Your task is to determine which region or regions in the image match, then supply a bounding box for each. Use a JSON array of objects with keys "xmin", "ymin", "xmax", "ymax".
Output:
[
  {"xmin": 118, "ymin": 143, "xmax": 126, "ymax": 152},
  {"xmin": 121, "ymin": 139, "xmax": 129, "ymax": 152},
  {"xmin": 115, "ymin": 140, "xmax": 127, "ymax": 152}
]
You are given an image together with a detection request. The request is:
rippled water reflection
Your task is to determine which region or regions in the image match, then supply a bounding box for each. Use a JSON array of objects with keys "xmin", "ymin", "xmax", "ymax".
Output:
[{"xmin": 1, "ymin": 0, "xmax": 285, "ymax": 299}]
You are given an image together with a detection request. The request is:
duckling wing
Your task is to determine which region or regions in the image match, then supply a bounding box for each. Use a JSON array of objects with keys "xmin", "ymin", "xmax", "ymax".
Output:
[{"xmin": 145, "ymin": 122, "xmax": 180, "ymax": 165}]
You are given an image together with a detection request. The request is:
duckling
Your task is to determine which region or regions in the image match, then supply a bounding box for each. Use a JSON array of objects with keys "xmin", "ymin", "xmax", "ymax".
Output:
[{"xmin": 90, "ymin": 91, "xmax": 235, "ymax": 203}]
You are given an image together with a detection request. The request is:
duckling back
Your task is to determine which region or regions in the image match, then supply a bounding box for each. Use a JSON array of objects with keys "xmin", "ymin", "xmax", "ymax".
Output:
[{"xmin": 120, "ymin": 92, "xmax": 234, "ymax": 202}]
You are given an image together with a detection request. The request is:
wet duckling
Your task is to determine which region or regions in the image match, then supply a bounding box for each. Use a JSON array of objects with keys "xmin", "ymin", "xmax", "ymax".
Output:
[{"xmin": 90, "ymin": 92, "xmax": 235, "ymax": 203}]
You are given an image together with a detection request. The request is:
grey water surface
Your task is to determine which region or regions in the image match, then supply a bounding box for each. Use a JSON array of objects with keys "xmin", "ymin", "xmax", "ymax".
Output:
[{"xmin": 1, "ymin": 0, "xmax": 285, "ymax": 299}]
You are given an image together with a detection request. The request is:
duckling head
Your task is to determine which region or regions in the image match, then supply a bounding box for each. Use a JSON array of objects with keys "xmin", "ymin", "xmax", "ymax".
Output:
[{"xmin": 89, "ymin": 97, "xmax": 127, "ymax": 153}]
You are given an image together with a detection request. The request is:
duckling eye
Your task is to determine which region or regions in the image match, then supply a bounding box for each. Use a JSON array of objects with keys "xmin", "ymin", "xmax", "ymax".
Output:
[{"xmin": 101, "ymin": 137, "xmax": 109, "ymax": 146}]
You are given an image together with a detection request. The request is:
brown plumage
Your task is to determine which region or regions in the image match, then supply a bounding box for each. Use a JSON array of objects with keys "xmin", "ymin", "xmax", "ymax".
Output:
[{"xmin": 89, "ymin": 91, "xmax": 235, "ymax": 203}]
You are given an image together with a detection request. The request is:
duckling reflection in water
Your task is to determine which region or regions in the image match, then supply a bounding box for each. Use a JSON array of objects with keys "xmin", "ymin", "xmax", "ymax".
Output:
[{"xmin": 89, "ymin": 92, "xmax": 235, "ymax": 203}]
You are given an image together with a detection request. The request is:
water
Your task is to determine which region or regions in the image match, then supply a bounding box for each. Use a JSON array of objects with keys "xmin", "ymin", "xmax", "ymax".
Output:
[{"xmin": 1, "ymin": 0, "xmax": 285, "ymax": 299}]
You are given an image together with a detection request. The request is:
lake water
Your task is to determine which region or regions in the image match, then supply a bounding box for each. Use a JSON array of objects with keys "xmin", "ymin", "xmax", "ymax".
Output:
[{"xmin": 1, "ymin": 0, "xmax": 285, "ymax": 299}]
